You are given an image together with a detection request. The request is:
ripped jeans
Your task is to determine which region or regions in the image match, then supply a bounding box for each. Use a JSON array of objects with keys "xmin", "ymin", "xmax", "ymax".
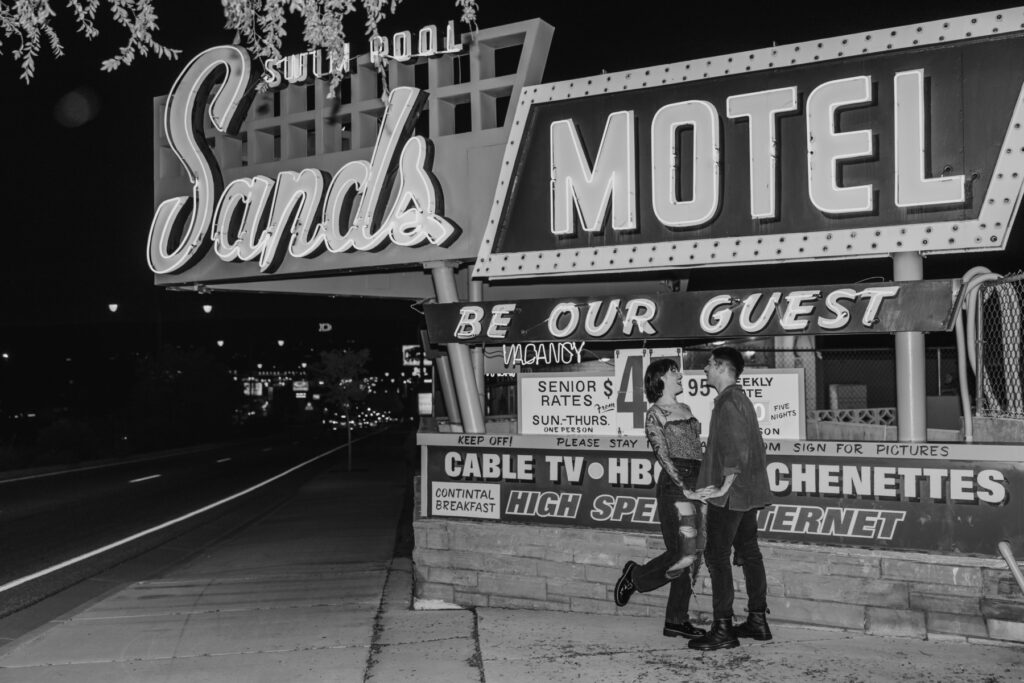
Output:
[{"xmin": 632, "ymin": 466, "xmax": 705, "ymax": 624}]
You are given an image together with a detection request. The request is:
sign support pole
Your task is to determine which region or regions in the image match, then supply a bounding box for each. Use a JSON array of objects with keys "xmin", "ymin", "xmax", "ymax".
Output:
[
  {"xmin": 894, "ymin": 251, "xmax": 927, "ymax": 441},
  {"xmin": 429, "ymin": 261, "xmax": 486, "ymax": 433},
  {"xmin": 469, "ymin": 279, "xmax": 486, "ymax": 411},
  {"xmin": 434, "ymin": 355, "xmax": 463, "ymax": 431}
]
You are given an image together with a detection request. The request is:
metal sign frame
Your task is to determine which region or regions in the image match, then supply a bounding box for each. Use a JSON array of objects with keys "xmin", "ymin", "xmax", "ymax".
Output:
[
  {"xmin": 474, "ymin": 8, "xmax": 1024, "ymax": 279},
  {"xmin": 150, "ymin": 20, "xmax": 553, "ymax": 288}
]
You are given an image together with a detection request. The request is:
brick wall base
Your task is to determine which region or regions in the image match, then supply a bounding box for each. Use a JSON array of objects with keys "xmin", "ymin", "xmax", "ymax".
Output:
[{"xmin": 413, "ymin": 515, "xmax": 1024, "ymax": 644}]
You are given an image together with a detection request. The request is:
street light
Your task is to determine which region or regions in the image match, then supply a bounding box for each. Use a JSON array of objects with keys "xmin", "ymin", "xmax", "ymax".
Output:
[
  {"xmin": 216, "ymin": 340, "xmax": 225, "ymax": 347},
  {"xmin": 202, "ymin": 304, "xmax": 213, "ymax": 314},
  {"xmin": 277, "ymin": 339, "xmax": 285, "ymax": 347},
  {"xmin": 108, "ymin": 303, "xmax": 118, "ymax": 313}
]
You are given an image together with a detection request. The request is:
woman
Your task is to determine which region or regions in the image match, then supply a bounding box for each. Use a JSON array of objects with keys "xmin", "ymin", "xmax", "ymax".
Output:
[{"xmin": 613, "ymin": 357, "xmax": 707, "ymax": 639}]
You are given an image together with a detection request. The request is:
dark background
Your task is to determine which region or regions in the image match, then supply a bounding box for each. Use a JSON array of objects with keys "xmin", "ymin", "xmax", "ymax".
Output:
[{"xmin": 0, "ymin": 1, "xmax": 1019, "ymax": 417}]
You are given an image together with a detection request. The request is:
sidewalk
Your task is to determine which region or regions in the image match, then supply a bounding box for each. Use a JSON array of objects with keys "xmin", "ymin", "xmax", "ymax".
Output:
[{"xmin": 1, "ymin": 454, "xmax": 1022, "ymax": 682}]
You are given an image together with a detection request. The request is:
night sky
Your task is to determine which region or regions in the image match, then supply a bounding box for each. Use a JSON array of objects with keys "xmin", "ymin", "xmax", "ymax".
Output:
[{"xmin": 1, "ymin": 0, "xmax": 1020, "ymax": 335}]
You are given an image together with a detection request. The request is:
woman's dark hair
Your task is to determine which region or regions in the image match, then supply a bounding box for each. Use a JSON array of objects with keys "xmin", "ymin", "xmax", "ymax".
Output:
[{"xmin": 644, "ymin": 358, "xmax": 679, "ymax": 403}]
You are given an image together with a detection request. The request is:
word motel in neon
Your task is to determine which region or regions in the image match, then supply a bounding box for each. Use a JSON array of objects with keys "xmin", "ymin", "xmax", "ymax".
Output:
[{"xmin": 551, "ymin": 70, "xmax": 967, "ymax": 235}]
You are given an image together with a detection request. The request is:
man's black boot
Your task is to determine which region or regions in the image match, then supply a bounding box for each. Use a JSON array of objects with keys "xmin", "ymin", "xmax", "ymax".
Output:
[
  {"xmin": 734, "ymin": 611, "xmax": 772, "ymax": 641},
  {"xmin": 663, "ymin": 621, "xmax": 707, "ymax": 639},
  {"xmin": 687, "ymin": 618, "xmax": 739, "ymax": 650}
]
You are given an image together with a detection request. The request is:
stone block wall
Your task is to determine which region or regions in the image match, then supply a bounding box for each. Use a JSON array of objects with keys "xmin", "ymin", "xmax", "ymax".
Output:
[{"xmin": 413, "ymin": 515, "xmax": 1024, "ymax": 645}]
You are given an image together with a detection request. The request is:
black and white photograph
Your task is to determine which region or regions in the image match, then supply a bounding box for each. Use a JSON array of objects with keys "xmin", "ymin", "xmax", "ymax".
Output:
[{"xmin": 1, "ymin": 1, "xmax": 1023, "ymax": 680}]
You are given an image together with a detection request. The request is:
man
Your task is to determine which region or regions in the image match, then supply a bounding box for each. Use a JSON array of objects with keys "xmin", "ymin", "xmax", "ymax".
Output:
[{"xmin": 688, "ymin": 346, "xmax": 774, "ymax": 651}]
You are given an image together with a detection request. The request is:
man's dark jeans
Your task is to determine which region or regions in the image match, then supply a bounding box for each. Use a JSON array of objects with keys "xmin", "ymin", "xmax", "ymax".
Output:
[{"xmin": 705, "ymin": 503, "xmax": 767, "ymax": 620}]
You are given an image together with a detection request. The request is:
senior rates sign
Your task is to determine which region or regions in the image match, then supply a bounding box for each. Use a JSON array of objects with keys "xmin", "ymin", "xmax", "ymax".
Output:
[{"xmin": 475, "ymin": 9, "xmax": 1024, "ymax": 278}]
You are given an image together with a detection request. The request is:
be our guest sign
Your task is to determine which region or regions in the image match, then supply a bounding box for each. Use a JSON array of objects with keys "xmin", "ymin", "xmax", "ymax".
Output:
[{"xmin": 424, "ymin": 280, "xmax": 958, "ymax": 344}]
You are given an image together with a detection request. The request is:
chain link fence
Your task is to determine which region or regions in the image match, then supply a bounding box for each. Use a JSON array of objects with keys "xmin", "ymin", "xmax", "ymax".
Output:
[{"xmin": 977, "ymin": 271, "xmax": 1024, "ymax": 419}]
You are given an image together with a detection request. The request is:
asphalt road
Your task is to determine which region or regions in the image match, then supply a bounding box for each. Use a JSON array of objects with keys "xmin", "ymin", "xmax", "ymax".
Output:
[{"xmin": 0, "ymin": 426, "xmax": 414, "ymax": 627}]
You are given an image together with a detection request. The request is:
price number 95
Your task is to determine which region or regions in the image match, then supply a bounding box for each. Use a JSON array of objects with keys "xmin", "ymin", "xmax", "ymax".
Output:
[{"xmin": 686, "ymin": 377, "xmax": 710, "ymax": 397}]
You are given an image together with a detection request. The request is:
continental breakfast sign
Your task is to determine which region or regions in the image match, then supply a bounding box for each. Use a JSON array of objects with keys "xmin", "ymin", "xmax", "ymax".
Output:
[{"xmin": 475, "ymin": 9, "xmax": 1024, "ymax": 278}]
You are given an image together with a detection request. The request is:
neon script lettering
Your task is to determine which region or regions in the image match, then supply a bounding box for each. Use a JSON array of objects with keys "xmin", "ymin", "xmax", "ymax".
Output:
[{"xmin": 148, "ymin": 45, "xmax": 457, "ymax": 275}]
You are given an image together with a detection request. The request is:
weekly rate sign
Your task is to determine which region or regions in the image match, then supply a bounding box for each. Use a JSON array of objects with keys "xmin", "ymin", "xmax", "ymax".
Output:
[{"xmin": 475, "ymin": 9, "xmax": 1024, "ymax": 278}]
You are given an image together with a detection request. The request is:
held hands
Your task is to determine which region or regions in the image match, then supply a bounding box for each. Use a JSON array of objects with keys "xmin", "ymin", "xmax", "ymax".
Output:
[
  {"xmin": 692, "ymin": 474, "xmax": 736, "ymax": 501},
  {"xmin": 690, "ymin": 485, "xmax": 725, "ymax": 501}
]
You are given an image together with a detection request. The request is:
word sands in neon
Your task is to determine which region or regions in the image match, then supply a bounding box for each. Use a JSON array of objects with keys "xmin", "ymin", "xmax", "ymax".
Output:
[{"xmin": 148, "ymin": 46, "xmax": 458, "ymax": 275}]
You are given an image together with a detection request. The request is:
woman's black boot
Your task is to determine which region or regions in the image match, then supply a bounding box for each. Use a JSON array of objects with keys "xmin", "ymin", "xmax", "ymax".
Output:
[
  {"xmin": 687, "ymin": 618, "xmax": 739, "ymax": 650},
  {"xmin": 614, "ymin": 561, "xmax": 638, "ymax": 607}
]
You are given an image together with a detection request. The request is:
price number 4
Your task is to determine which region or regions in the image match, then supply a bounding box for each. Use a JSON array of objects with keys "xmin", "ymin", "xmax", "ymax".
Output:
[{"xmin": 616, "ymin": 355, "xmax": 646, "ymax": 429}]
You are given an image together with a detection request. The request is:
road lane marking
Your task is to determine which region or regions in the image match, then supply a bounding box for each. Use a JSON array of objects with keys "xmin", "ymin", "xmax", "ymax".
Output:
[
  {"xmin": 129, "ymin": 474, "xmax": 162, "ymax": 484},
  {"xmin": 0, "ymin": 444, "xmax": 228, "ymax": 485},
  {"xmin": 217, "ymin": 458, "xmax": 231, "ymax": 463},
  {"xmin": 0, "ymin": 439, "xmax": 364, "ymax": 595}
]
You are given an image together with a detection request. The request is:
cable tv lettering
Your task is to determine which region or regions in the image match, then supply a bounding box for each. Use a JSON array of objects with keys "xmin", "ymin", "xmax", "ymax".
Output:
[{"xmin": 148, "ymin": 46, "xmax": 457, "ymax": 275}]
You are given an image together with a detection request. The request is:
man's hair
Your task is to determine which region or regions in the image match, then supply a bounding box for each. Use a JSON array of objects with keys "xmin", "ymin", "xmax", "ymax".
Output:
[
  {"xmin": 711, "ymin": 346, "xmax": 744, "ymax": 378},
  {"xmin": 644, "ymin": 357, "xmax": 679, "ymax": 403}
]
